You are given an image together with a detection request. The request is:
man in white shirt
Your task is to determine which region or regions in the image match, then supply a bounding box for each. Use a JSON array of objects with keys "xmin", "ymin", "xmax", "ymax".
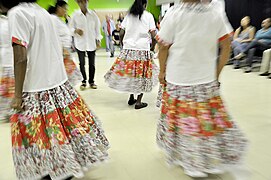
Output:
[
  {"xmin": 102, "ymin": 14, "xmax": 115, "ymax": 57},
  {"xmin": 70, "ymin": 0, "xmax": 102, "ymax": 89}
]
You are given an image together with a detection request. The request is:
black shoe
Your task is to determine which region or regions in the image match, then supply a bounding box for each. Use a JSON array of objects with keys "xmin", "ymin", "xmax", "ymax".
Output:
[
  {"xmin": 259, "ymin": 72, "xmax": 270, "ymax": 76},
  {"xmin": 80, "ymin": 83, "xmax": 87, "ymax": 90},
  {"xmin": 65, "ymin": 176, "xmax": 74, "ymax": 180},
  {"xmin": 42, "ymin": 175, "xmax": 51, "ymax": 180},
  {"xmin": 128, "ymin": 99, "xmax": 137, "ymax": 105},
  {"xmin": 244, "ymin": 67, "xmax": 252, "ymax": 73},
  {"xmin": 233, "ymin": 65, "xmax": 240, "ymax": 69},
  {"xmin": 90, "ymin": 83, "xmax": 97, "ymax": 89},
  {"xmin": 135, "ymin": 102, "xmax": 148, "ymax": 109},
  {"xmin": 110, "ymin": 54, "xmax": 114, "ymax": 58}
]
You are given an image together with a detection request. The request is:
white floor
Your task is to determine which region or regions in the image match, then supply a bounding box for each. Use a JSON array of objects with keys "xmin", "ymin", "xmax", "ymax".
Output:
[{"xmin": 1, "ymin": 50, "xmax": 271, "ymax": 180}]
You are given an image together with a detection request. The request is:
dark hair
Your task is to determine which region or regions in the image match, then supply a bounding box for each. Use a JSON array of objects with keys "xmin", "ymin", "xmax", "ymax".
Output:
[
  {"xmin": 0, "ymin": 0, "xmax": 36, "ymax": 10},
  {"xmin": 48, "ymin": 0, "xmax": 67, "ymax": 14},
  {"xmin": 129, "ymin": 0, "xmax": 147, "ymax": 19}
]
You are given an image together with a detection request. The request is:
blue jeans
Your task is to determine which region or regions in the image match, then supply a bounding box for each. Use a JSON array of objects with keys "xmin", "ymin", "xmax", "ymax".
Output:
[
  {"xmin": 232, "ymin": 40, "xmax": 249, "ymax": 66},
  {"xmin": 243, "ymin": 40, "xmax": 271, "ymax": 67},
  {"xmin": 105, "ymin": 35, "xmax": 115, "ymax": 55}
]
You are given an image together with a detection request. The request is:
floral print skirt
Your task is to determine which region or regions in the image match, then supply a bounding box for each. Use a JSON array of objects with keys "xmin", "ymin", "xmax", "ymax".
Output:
[
  {"xmin": 156, "ymin": 81, "xmax": 248, "ymax": 171},
  {"xmin": 0, "ymin": 66, "xmax": 14, "ymax": 122},
  {"xmin": 11, "ymin": 81, "xmax": 109, "ymax": 180},
  {"xmin": 64, "ymin": 57, "xmax": 82, "ymax": 86},
  {"xmin": 104, "ymin": 49, "xmax": 159, "ymax": 93}
]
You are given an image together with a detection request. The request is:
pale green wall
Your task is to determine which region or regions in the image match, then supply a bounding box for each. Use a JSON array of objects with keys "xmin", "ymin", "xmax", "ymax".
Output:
[
  {"xmin": 37, "ymin": 0, "xmax": 160, "ymax": 48},
  {"xmin": 37, "ymin": 0, "xmax": 160, "ymax": 18}
]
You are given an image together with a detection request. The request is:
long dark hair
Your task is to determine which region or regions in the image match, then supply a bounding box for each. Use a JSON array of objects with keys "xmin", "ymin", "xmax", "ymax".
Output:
[
  {"xmin": 129, "ymin": 0, "xmax": 147, "ymax": 19},
  {"xmin": 0, "ymin": 0, "xmax": 36, "ymax": 10},
  {"xmin": 48, "ymin": 0, "xmax": 67, "ymax": 14}
]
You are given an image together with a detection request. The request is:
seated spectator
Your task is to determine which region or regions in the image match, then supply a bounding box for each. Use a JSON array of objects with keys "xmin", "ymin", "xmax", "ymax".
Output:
[
  {"xmin": 112, "ymin": 23, "xmax": 121, "ymax": 47},
  {"xmin": 235, "ymin": 18, "xmax": 271, "ymax": 73},
  {"xmin": 259, "ymin": 48, "xmax": 271, "ymax": 78},
  {"xmin": 232, "ymin": 16, "xmax": 255, "ymax": 69}
]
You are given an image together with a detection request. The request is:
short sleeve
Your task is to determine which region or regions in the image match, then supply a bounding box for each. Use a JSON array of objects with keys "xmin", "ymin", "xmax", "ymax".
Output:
[
  {"xmin": 156, "ymin": 7, "xmax": 175, "ymax": 45},
  {"xmin": 217, "ymin": 13, "xmax": 233, "ymax": 42},
  {"xmin": 149, "ymin": 14, "xmax": 156, "ymax": 32},
  {"xmin": 8, "ymin": 9, "xmax": 32, "ymax": 48}
]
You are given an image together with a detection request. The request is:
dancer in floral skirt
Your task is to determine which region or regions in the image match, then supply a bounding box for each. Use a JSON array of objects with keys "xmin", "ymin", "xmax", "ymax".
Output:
[
  {"xmin": 156, "ymin": 0, "xmax": 247, "ymax": 178},
  {"xmin": 0, "ymin": 0, "xmax": 109, "ymax": 179},
  {"xmin": 49, "ymin": 0, "xmax": 82, "ymax": 86},
  {"xmin": 104, "ymin": 0, "xmax": 158, "ymax": 109},
  {"xmin": 0, "ymin": 13, "xmax": 14, "ymax": 122}
]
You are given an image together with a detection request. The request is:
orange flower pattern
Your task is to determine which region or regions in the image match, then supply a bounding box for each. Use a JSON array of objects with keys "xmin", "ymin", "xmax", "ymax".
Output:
[
  {"xmin": 104, "ymin": 49, "xmax": 159, "ymax": 93},
  {"xmin": 0, "ymin": 67, "xmax": 14, "ymax": 122},
  {"xmin": 11, "ymin": 81, "xmax": 109, "ymax": 179},
  {"xmin": 64, "ymin": 57, "xmax": 82, "ymax": 86},
  {"xmin": 157, "ymin": 81, "xmax": 247, "ymax": 170}
]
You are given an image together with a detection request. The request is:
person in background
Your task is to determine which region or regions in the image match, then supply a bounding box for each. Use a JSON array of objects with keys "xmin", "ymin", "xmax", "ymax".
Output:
[
  {"xmin": 48, "ymin": 0, "xmax": 82, "ymax": 86},
  {"xmin": 156, "ymin": 0, "xmax": 247, "ymax": 178},
  {"xmin": 104, "ymin": 0, "xmax": 158, "ymax": 109},
  {"xmin": 70, "ymin": 0, "xmax": 102, "ymax": 90},
  {"xmin": 0, "ymin": 0, "xmax": 109, "ymax": 179},
  {"xmin": 235, "ymin": 18, "xmax": 271, "ymax": 73},
  {"xmin": 117, "ymin": 12, "xmax": 124, "ymax": 23},
  {"xmin": 259, "ymin": 48, "xmax": 271, "ymax": 78},
  {"xmin": 112, "ymin": 23, "xmax": 121, "ymax": 48},
  {"xmin": 102, "ymin": 14, "xmax": 116, "ymax": 57},
  {"xmin": 110, "ymin": 14, "xmax": 114, "ymax": 21},
  {"xmin": 0, "ymin": 12, "xmax": 14, "ymax": 122},
  {"xmin": 232, "ymin": 16, "xmax": 255, "ymax": 69}
]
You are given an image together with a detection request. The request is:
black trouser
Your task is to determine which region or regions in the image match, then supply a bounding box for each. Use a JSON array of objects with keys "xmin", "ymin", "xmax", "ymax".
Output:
[
  {"xmin": 243, "ymin": 40, "xmax": 271, "ymax": 67},
  {"xmin": 76, "ymin": 49, "xmax": 96, "ymax": 84}
]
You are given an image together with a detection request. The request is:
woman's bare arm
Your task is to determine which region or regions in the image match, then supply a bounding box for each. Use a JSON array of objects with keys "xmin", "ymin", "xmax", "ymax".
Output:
[
  {"xmin": 217, "ymin": 36, "xmax": 231, "ymax": 79},
  {"xmin": 158, "ymin": 43, "xmax": 170, "ymax": 84},
  {"xmin": 10, "ymin": 44, "xmax": 27, "ymax": 111}
]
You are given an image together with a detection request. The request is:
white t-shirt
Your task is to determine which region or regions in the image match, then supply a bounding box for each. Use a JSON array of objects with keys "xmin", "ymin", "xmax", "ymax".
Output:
[
  {"xmin": 51, "ymin": 15, "xmax": 72, "ymax": 49},
  {"xmin": 209, "ymin": 0, "xmax": 233, "ymax": 34},
  {"xmin": 157, "ymin": 3, "xmax": 232, "ymax": 85},
  {"xmin": 70, "ymin": 10, "xmax": 102, "ymax": 51},
  {"xmin": 8, "ymin": 3, "xmax": 68, "ymax": 92},
  {"xmin": 0, "ymin": 15, "xmax": 13, "ymax": 67},
  {"xmin": 121, "ymin": 11, "xmax": 156, "ymax": 50}
]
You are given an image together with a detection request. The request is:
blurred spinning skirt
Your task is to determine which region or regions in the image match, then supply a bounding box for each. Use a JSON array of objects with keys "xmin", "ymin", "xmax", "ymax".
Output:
[
  {"xmin": 156, "ymin": 81, "xmax": 248, "ymax": 170},
  {"xmin": 11, "ymin": 81, "xmax": 109, "ymax": 180},
  {"xmin": 0, "ymin": 66, "xmax": 15, "ymax": 122},
  {"xmin": 104, "ymin": 49, "xmax": 159, "ymax": 93},
  {"xmin": 64, "ymin": 57, "xmax": 82, "ymax": 86}
]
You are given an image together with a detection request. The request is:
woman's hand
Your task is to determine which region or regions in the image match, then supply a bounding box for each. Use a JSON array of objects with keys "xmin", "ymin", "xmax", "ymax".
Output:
[
  {"xmin": 96, "ymin": 40, "xmax": 101, "ymax": 49},
  {"xmin": 75, "ymin": 29, "xmax": 84, "ymax": 36},
  {"xmin": 159, "ymin": 71, "xmax": 166, "ymax": 84},
  {"xmin": 10, "ymin": 97, "xmax": 23, "ymax": 112}
]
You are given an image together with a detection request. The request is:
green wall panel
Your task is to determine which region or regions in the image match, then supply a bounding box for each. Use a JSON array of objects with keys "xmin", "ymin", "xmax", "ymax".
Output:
[
  {"xmin": 37, "ymin": 0, "xmax": 160, "ymax": 18},
  {"xmin": 36, "ymin": 0, "xmax": 160, "ymax": 48},
  {"xmin": 37, "ymin": 0, "xmax": 134, "ymax": 13}
]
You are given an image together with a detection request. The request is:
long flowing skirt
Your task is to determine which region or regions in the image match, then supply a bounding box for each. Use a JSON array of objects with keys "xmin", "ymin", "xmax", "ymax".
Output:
[
  {"xmin": 104, "ymin": 49, "xmax": 159, "ymax": 93},
  {"xmin": 156, "ymin": 81, "xmax": 247, "ymax": 171},
  {"xmin": 11, "ymin": 81, "xmax": 109, "ymax": 180},
  {"xmin": 0, "ymin": 66, "xmax": 14, "ymax": 122},
  {"xmin": 64, "ymin": 57, "xmax": 82, "ymax": 86}
]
